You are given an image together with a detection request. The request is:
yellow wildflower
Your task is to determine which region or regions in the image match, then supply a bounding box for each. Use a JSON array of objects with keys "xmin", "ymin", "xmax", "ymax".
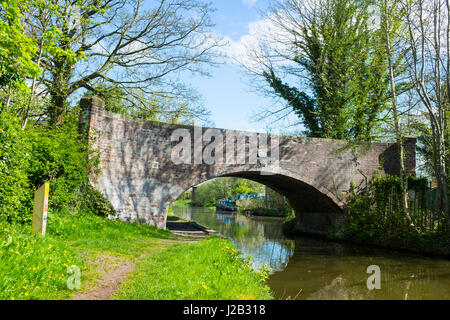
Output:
[{"xmin": 24, "ymin": 292, "xmax": 29, "ymax": 297}]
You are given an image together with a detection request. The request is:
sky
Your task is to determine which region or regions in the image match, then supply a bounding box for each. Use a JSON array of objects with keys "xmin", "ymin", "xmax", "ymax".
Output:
[{"xmin": 182, "ymin": 0, "xmax": 278, "ymax": 133}]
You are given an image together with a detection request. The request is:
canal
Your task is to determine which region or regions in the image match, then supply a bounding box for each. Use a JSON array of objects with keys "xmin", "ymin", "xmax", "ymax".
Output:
[{"xmin": 172, "ymin": 206, "xmax": 450, "ymax": 300}]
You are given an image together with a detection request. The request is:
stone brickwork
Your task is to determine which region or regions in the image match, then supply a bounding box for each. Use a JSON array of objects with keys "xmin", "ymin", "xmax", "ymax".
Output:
[{"xmin": 80, "ymin": 97, "xmax": 416, "ymax": 237}]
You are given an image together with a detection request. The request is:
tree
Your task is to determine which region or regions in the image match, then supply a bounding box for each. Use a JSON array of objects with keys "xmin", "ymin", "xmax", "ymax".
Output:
[
  {"xmin": 22, "ymin": 0, "xmax": 221, "ymax": 126},
  {"xmin": 400, "ymin": 0, "xmax": 449, "ymax": 227},
  {"xmin": 380, "ymin": 0, "xmax": 413, "ymax": 226},
  {"xmin": 0, "ymin": 0, "xmax": 40, "ymax": 111},
  {"xmin": 81, "ymin": 84, "xmax": 211, "ymax": 124},
  {"xmin": 242, "ymin": 0, "xmax": 399, "ymax": 140}
]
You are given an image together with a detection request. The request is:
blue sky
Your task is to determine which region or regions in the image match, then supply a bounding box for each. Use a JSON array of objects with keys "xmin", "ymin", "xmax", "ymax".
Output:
[{"xmin": 183, "ymin": 0, "xmax": 278, "ymax": 133}]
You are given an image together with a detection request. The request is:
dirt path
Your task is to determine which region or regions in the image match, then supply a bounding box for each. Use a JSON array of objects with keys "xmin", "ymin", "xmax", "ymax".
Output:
[
  {"xmin": 72, "ymin": 222, "xmax": 220, "ymax": 300},
  {"xmin": 73, "ymin": 241, "xmax": 173, "ymax": 300},
  {"xmin": 73, "ymin": 254, "xmax": 135, "ymax": 300}
]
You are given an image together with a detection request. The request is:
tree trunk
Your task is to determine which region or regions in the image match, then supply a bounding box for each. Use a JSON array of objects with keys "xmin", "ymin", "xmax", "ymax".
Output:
[
  {"xmin": 49, "ymin": 92, "xmax": 67, "ymax": 126},
  {"xmin": 383, "ymin": 1, "xmax": 414, "ymax": 227}
]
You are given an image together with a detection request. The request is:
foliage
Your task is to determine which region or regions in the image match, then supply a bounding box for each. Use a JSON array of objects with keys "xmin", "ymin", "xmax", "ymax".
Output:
[
  {"xmin": 18, "ymin": 0, "xmax": 219, "ymax": 126},
  {"xmin": 238, "ymin": 200, "xmax": 293, "ymax": 217},
  {"xmin": 112, "ymin": 237, "xmax": 273, "ymax": 300},
  {"xmin": 0, "ymin": 108, "xmax": 110, "ymax": 222},
  {"xmin": 237, "ymin": 188, "xmax": 293, "ymax": 217},
  {"xmin": 344, "ymin": 175, "xmax": 444, "ymax": 243},
  {"xmin": 232, "ymin": 180, "xmax": 258, "ymax": 197},
  {"xmin": 77, "ymin": 183, "xmax": 115, "ymax": 218},
  {"xmin": 401, "ymin": 0, "xmax": 450, "ymax": 227},
  {"xmin": 254, "ymin": 0, "xmax": 400, "ymax": 141},
  {"xmin": 0, "ymin": 111, "xmax": 31, "ymax": 221},
  {"xmin": 191, "ymin": 178, "xmax": 265, "ymax": 207},
  {"xmin": 25, "ymin": 116, "xmax": 93, "ymax": 215},
  {"xmin": 81, "ymin": 84, "xmax": 210, "ymax": 125},
  {"xmin": 0, "ymin": 0, "xmax": 40, "ymax": 88}
]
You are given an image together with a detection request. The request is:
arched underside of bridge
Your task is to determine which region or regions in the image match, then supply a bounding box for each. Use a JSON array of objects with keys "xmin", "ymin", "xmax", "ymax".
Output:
[{"xmin": 169, "ymin": 170, "xmax": 345, "ymax": 237}]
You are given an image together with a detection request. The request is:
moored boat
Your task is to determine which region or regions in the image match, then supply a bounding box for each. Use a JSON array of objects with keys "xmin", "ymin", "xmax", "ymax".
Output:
[{"xmin": 216, "ymin": 199, "xmax": 238, "ymax": 211}]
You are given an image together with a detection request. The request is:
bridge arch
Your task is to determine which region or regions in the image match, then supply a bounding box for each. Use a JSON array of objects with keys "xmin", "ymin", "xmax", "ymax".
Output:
[{"xmin": 164, "ymin": 167, "xmax": 344, "ymax": 237}]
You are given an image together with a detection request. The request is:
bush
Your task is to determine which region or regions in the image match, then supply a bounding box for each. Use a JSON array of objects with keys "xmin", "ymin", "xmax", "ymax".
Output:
[
  {"xmin": 25, "ymin": 116, "xmax": 93, "ymax": 214},
  {"xmin": 78, "ymin": 183, "xmax": 116, "ymax": 217},
  {"xmin": 1, "ymin": 110, "xmax": 110, "ymax": 222},
  {"xmin": 344, "ymin": 174, "xmax": 441, "ymax": 242},
  {"xmin": 0, "ymin": 112, "xmax": 31, "ymax": 222}
]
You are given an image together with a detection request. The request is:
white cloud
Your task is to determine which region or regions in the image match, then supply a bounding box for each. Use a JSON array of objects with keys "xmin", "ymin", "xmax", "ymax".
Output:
[
  {"xmin": 242, "ymin": 0, "xmax": 257, "ymax": 7},
  {"xmin": 218, "ymin": 16, "xmax": 294, "ymax": 73}
]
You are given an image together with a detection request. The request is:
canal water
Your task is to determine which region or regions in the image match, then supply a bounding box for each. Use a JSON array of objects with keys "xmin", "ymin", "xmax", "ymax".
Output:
[{"xmin": 172, "ymin": 206, "xmax": 450, "ymax": 300}]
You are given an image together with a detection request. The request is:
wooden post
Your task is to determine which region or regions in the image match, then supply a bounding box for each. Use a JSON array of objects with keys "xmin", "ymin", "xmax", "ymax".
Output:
[
  {"xmin": 32, "ymin": 183, "xmax": 50, "ymax": 236},
  {"xmin": 191, "ymin": 186, "xmax": 197, "ymax": 203}
]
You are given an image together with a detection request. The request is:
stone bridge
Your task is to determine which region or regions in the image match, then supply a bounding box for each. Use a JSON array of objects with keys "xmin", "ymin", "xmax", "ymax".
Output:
[{"xmin": 80, "ymin": 97, "xmax": 416, "ymax": 237}]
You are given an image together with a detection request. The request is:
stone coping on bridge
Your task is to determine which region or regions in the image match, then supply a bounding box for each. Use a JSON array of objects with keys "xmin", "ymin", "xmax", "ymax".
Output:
[
  {"xmin": 83, "ymin": 96, "xmax": 416, "ymax": 149},
  {"xmin": 100, "ymin": 108, "xmax": 414, "ymax": 147}
]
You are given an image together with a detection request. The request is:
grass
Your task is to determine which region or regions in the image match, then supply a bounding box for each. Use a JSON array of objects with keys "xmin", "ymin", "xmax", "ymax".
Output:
[
  {"xmin": 167, "ymin": 199, "xmax": 191, "ymax": 218},
  {"xmin": 112, "ymin": 237, "xmax": 273, "ymax": 300},
  {"xmin": 0, "ymin": 212, "xmax": 274, "ymax": 300},
  {"xmin": 0, "ymin": 212, "xmax": 173, "ymax": 300},
  {"xmin": 170, "ymin": 199, "xmax": 191, "ymax": 208},
  {"xmin": 240, "ymin": 208, "xmax": 292, "ymax": 217}
]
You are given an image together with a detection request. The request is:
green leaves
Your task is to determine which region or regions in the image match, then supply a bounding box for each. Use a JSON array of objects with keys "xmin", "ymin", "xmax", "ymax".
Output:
[
  {"xmin": 25, "ymin": 117, "xmax": 95, "ymax": 214},
  {"xmin": 0, "ymin": 111, "xmax": 104, "ymax": 222},
  {"xmin": 262, "ymin": 0, "xmax": 394, "ymax": 141},
  {"xmin": 345, "ymin": 174, "xmax": 432, "ymax": 242},
  {"xmin": 263, "ymin": 70, "xmax": 320, "ymax": 137},
  {"xmin": 0, "ymin": 111, "xmax": 31, "ymax": 222},
  {"xmin": 0, "ymin": 0, "xmax": 40, "ymax": 88}
]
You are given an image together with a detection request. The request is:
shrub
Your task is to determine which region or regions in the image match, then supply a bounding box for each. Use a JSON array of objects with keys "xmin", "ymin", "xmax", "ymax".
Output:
[
  {"xmin": 344, "ymin": 174, "xmax": 440, "ymax": 242},
  {"xmin": 0, "ymin": 112, "xmax": 31, "ymax": 222},
  {"xmin": 1, "ymin": 109, "xmax": 111, "ymax": 221},
  {"xmin": 25, "ymin": 116, "xmax": 93, "ymax": 214},
  {"xmin": 78, "ymin": 183, "xmax": 116, "ymax": 217}
]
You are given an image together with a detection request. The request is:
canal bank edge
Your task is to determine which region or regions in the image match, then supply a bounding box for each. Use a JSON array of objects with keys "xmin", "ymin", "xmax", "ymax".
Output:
[{"xmin": 282, "ymin": 217, "xmax": 450, "ymax": 259}]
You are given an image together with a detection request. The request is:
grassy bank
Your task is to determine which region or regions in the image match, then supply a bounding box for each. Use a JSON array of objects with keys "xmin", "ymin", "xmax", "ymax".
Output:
[
  {"xmin": 240, "ymin": 208, "xmax": 293, "ymax": 218},
  {"xmin": 112, "ymin": 237, "xmax": 273, "ymax": 300},
  {"xmin": 0, "ymin": 212, "xmax": 173, "ymax": 300},
  {"xmin": 0, "ymin": 213, "xmax": 273, "ymax": 300},
  {"xmin": 237, "ymin": 198, "xmax": 293, "ymax": 218},
  {"xmin": 170, "ymin": 199, "xmax": 191, "ymax": 209},
  {"xmin": 283, "ymin": 217, "xmax": 450, "ymax": 258}
]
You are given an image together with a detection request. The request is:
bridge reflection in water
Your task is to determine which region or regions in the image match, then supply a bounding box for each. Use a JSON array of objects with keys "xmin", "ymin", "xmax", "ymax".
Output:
[{"xmin": 172, "ymin": 206, "xmax": 450, "ymax": 300}]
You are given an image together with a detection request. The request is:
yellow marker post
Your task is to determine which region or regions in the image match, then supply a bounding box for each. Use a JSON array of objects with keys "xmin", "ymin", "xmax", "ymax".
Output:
[{"xmin": 32, "ymin": 183, "xmax": 50, "ymax": 236}]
